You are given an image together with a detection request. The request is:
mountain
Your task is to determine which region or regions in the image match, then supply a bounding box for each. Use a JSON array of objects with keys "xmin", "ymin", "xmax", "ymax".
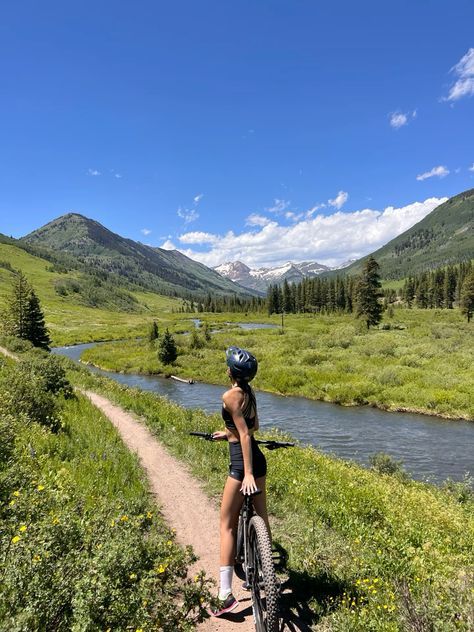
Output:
[
  {"xmin": 21, "ymin": 213, "xmax": 255, "ymax": 299},
  {"xmin": 340, "ymin": 189, "xmax": 474, "ymax": 280},
  {"xmin": 214, "ymin": 260, "xmax": 330, "ymax": 292}
]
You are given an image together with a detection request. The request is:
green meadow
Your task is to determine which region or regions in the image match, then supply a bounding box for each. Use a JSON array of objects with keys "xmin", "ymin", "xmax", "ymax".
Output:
[
  {"xmin": 0, "ymin": 242, "xmax": 179, "ymax": 345},
  {"xmin": 81, "ymin": 309, "xmax": 474, "ymax": 421}
]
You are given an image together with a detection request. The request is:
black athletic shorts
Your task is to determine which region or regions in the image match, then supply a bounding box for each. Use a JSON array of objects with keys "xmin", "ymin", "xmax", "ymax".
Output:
[{"xmin": 228, "ymin": 437, "xmax": 267, "ymax": 482}]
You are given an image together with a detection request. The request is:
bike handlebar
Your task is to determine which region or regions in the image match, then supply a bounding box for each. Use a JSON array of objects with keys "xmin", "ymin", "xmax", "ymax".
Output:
[{"xmin": 189, "ymin": 431, "xmax": 294, "ymax": 449}]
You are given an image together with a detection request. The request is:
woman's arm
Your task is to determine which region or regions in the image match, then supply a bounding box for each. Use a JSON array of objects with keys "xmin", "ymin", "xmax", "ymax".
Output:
[{"xmin": 223, "ymin": 389, "xmax": 258, "ymax": 495}]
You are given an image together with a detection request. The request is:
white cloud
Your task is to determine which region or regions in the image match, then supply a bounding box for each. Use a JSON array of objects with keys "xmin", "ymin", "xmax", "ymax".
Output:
[
  {"xmin": 285, "ymin": 211, "xmax": 304, "ymax": 222},
  {"xmin": 266, "ymin": 199, "xmax": 290, "ymax": 214},
  {"xmin": 87, "ymin": 168, "xmax": 101, "ymax": 176},
  {"xmin": 115, "ymin": 173, "xmax": 123, "ymax": 179},
  {"xmin": 176, "ymin": 197, "xmax": 446, "ymax": 269},
  {"xmin": 390, "ymin": 112, "xmax": 408, "ymax": 128},
  {"xmin": 193, "ymin": 193, "xmax": 204, "ymax": 204},
  {"xmin": 389, "ymin": 110, "xmax": 417, "ymax": 128},
  {"xmin": 178, "ymin": 231, "xmax": 218, "ymax": 245},
  {"xmin": 160, "ymin": 239, "xmax": 176, "ymax": 250},
  {"xmin": 416, "ymin": 165, "xmax": 450, "ymax": 181},
  {"xmin": 444, "ymin": 48, "xmax": 474, "ymax": 101},
  {"xmin": 469, "ymin": 163, "xmax": 474, "ymax": 172},
  {"xmin": 328, "ymin": 191, "xmax": 349, "ymax": 210},
  {"xmin": 246, "ymin": 213, "xmax": 271, "ymax": 227},
  {"xmin": 141, "ymin": 228, "xmax": 151, "ymax": 236},
  {"xmin": 177, "ymin": 207, "xmax": 199, "ymax": 224},
  {"xmin": 306, "ymin": 203, "xmax": 326, "ymax": 218}
]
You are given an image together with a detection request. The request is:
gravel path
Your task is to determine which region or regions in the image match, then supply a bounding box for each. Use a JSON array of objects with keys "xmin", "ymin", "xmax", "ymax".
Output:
[{"xmin": 80, "ymin": 389, "xmax": 255, "ymax": 632}]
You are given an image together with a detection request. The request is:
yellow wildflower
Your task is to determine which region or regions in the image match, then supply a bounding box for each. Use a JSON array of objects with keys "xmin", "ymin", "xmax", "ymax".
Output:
[
  {"xmin": 130, "ymin": 573, "xmax": 137, "ymax": 580},
  {"xmin": 121, "ymin": 515, "xmax": 129, "ymax": 522},
  {"xmin": 147, "ymin": 512, "xmax": 153, "ymax": 519},
  {"xmin": 110, "ymin": 520, "xmax": 115, "ymax": 527},
  {"xmin": 13, "ymin": 490, "xmax": 20, "ymax": 497},
  {"xmin": 11, "ymin": 536, "xmax": 21, "ymax": 544},
  {"xmin": 33, "ymin": 554, "xmax": 41, "ymax": 563},
  {"xmin": 157, "ymin": 564, "xmax": 167, "ymax": 574},
  {"xmin": 19, "ymin": 525, "xmax": 27, "ymax": 532},
  {"xmin": 37, "ymin": 485, "xmax": 45, "ymax": 492},
  {"xmin": 9, "ymin": 500, "xmax": 15, "ymax": 507},
  {"xmin": 167, "ymin": 540, "xmax": 172, "ymax": 546}
]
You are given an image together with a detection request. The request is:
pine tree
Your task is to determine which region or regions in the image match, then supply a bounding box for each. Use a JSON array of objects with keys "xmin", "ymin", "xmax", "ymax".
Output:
[
  {"xmin": 355, "ymin": 256, "xmax": 383, "ymax": 329},
  {"xmin": 460, "ymin": 272, "xmax": 474, "ymax": 323},
  {"xmin": 149, "ymin": 320, "xmax": 159, "ymax": 342},
  {"xmin": 25, "ymin": 290, "xmax": 51, "ymax": 349},
  {"xmin": 158, "ymin": 328, "xmax": 178, "ymax": 364},
  {"xmin": 2, "ymin": 271, "xmax": 31, "ymax": 339}
]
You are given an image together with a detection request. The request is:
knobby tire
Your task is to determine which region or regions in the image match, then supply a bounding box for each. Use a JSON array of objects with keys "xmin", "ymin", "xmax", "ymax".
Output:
[{"xmin": 248, "ymin": 515, "xmax": 279, "ymax": 632}]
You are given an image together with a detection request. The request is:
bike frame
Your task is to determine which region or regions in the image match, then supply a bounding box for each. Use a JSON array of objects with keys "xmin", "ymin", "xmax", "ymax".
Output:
[{"xmin": 239, "ymin": 491, "xmax": 258, "ymax": 586}]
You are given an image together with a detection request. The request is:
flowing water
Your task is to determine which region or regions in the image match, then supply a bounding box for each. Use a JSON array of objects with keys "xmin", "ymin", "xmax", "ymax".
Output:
[{"xmin": 54, "ymin": 339, "xmax": 473, "ymax": 484}]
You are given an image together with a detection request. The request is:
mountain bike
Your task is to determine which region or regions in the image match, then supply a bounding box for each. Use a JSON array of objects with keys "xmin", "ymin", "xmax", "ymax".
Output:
[{"xmin": 190, "ymin": 431, "xmax": 294, "ymax": 632}]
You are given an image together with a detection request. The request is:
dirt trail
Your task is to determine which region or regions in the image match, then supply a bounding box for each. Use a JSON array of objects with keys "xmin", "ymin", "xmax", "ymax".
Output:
[
  {"xmin": 80, "ymin": 390, "xmax": 255, "ymax": 632},
  {"xmin": 0, "ymin": 346, "xmax": 19, "ymax": 361}
]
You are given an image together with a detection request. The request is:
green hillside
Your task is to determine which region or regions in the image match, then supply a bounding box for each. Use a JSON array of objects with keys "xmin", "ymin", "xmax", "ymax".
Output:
[
  {"xmin": 0, "ymin": 240, "xmax": 179, "ymax": 344},
  {"xmin": 22, "ymin": 213, "xmax": 254, "ymax": 299},
  {"xmin": 342, "ymin": 189, "xmax": 474, "ymax": 280}
]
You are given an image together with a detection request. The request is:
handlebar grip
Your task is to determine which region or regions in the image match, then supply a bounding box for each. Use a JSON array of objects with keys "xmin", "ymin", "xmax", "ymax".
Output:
[{"xmin": 189, "ymin": 431, "xmax": 215, "ymax": 441}]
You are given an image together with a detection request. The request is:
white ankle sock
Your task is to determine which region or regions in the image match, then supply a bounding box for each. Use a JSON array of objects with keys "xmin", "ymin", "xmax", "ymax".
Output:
[{"xmin": 219, "ymin": 565, "xmax": 234, "ymax": 599}]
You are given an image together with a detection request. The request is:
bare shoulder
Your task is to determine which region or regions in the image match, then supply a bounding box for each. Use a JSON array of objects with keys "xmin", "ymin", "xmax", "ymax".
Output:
[{"xmin": 222, "ymin": 386, "xmax": 244, "ymax": 408}]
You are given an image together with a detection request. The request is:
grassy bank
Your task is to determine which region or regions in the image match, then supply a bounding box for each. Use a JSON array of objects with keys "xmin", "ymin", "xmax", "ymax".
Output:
[
  {"xmin": 81, "ymin": 309, "xmax": 474, "ymax": 421},
  {"xmin": 69, "ymin": 363, "xmax": 474, "ymax": 631},
  {"xmin": 0, "ymin": 241, "xmax": 180, "ymax": 346},
  {"xmin": 0, "ymin": 351, "xmax": 210, "ymax": 630}
]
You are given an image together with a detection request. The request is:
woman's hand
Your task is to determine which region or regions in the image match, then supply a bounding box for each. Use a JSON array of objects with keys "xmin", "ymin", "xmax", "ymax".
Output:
[
  {"xmin": 212, "ymin": 430, "xmax": 228, "ymax": 441},
  {"xmin": 241, "ymin": 474, "xmax": 258, "ymax": 495}
]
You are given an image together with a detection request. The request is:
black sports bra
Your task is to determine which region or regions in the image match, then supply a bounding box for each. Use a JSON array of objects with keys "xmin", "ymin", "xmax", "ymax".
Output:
[{"xmin": 222, "ymin": 385, "xmax": 256, "ymax": 431}]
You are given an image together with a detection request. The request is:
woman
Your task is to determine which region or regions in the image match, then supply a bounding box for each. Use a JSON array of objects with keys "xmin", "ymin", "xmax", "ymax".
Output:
[{"xmin": 209, "ymin": 346, "xmax": 270, "ymax": 617}]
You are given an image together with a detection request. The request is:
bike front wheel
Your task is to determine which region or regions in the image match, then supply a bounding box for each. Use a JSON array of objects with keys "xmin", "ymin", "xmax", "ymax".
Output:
[{"xmin": 248, "ymin": 515, "xmax": 279, "ymax": 632}]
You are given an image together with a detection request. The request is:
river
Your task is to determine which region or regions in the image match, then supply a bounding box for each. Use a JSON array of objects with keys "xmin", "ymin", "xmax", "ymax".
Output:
[{"xmin": 53, "ymin": 340, "xmax": 473, "ymax": 484}]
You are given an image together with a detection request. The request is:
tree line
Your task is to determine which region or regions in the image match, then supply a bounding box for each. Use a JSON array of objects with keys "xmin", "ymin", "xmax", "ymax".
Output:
[
  {"xmin": 266, "ymin": 259, "xmax": 474, "ymax": 322},
  {"xmin": 399, "ymin": 261, "xmax": 472, "ymax": 309}
]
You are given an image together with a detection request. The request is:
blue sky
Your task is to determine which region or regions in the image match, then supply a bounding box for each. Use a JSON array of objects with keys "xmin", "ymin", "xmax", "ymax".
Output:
[{"xmin": 0, "ymin": 0, "xmax": 473, "ymax": 267}]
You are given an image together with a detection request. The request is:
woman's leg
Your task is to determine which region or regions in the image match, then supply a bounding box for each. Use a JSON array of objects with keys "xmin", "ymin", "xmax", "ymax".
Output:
[{"xmin": 220, "ymin": 475, "xmax": 244, "ymax": 566}]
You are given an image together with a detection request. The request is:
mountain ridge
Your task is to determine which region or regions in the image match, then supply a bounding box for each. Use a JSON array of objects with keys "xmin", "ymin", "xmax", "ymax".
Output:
[
  {"xmin": 338, "ymin": 188, "xmax": 474, "ymax": 280},
  {"xmin": 214, "ymin": 259, "xmax": 351, "ymax": 292},
  {"xmin": 21, "ymin": 213, "xmax": 255, "ymax": 299}
]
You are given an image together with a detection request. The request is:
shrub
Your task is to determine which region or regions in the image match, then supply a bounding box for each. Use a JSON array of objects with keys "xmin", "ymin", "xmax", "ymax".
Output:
[
  {"xmin": 0, "ymin": 362, "xmax": 62, "ymax": 432},
  {"xmin": 369, "ymin": 452, "xmax": 407, "ymax": 478},
  {"xmin": 21, "ymin": 354, "xmax": 74, "ymax": 398}
]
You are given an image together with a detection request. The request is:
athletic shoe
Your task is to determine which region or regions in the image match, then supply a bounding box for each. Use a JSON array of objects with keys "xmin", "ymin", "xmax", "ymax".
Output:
[{"xmin": 208, "ymin": 592, "xmax": 239, "ymax": 617}]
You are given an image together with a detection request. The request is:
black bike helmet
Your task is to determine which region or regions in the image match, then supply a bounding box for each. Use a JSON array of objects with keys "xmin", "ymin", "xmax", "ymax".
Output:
[{"xmin": 226, "ymin": 346, "xmax": 258, "ymax": 382}]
